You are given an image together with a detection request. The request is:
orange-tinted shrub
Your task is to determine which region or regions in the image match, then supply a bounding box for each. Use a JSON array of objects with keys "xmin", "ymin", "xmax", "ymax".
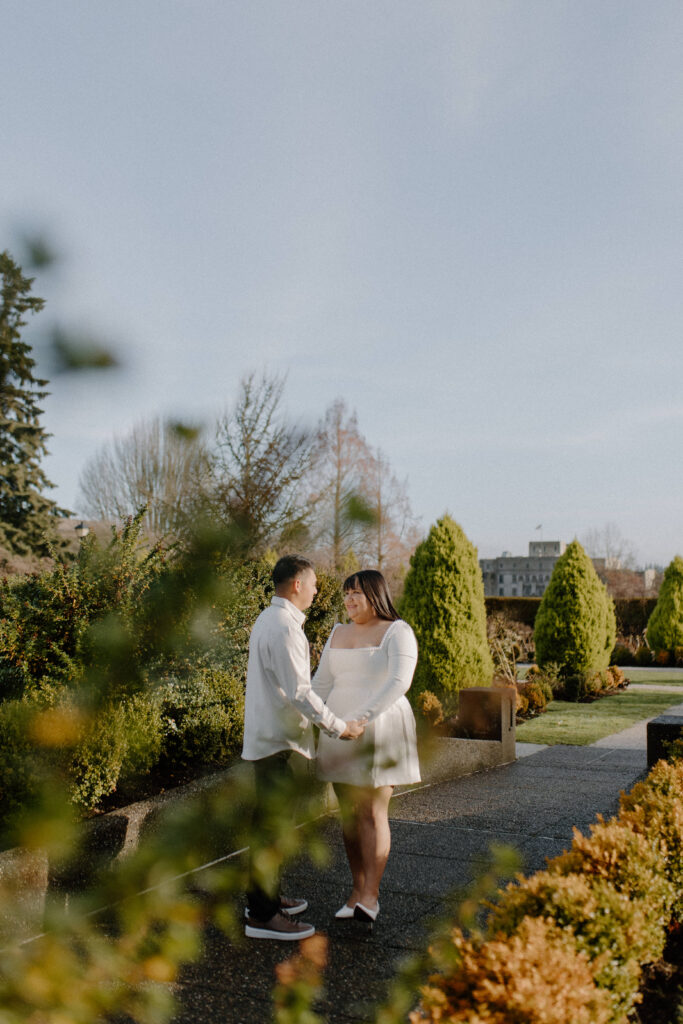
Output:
[{"xmin": 410, "ymin": 916, "xmax": 611, "ymax": 1024}]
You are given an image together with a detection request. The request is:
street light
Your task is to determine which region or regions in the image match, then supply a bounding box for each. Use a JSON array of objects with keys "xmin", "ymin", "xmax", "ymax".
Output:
[{"xmin": 74, "ymin": 521, "xmax": 90, "ymax": 541}]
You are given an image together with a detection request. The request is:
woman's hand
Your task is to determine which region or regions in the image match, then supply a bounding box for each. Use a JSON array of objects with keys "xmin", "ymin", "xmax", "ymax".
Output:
[{"xmin": 340, "ymin": 718, "xmax": 367, "ymax": 740}]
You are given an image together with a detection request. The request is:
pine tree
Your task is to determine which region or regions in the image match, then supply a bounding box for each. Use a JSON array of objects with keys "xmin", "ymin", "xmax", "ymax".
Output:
[
  {"xmin": 534, "ymin": 539, "xmax": 615, "ymax": 675},
  {"xmin": 646, "ymin": 556, "xmax": 683, "ymax": 651},
  {"xmin": 0, "ymin": 251, "xmax": 69, "ymax": 556},
  {"xmin": 400, "ymin": 514, "xmax": 493, "ymax": 699}
]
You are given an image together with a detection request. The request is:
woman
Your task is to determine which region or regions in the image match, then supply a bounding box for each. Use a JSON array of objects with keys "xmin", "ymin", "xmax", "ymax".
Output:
[{"xmin": 312, "ymin": 569, "xmax": 420, "ymax": 922}]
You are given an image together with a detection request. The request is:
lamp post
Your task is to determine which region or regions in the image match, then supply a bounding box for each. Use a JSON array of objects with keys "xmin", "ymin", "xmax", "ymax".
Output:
[{"xmin": 74, "ymin": 521, "xmax": 90, "ymax": 541}]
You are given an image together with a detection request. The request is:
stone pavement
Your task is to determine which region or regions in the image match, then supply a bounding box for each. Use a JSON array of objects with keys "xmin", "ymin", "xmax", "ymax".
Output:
[{"xmin": 169, "ymin": 729, "xmax": 660, "ymax": 1023}]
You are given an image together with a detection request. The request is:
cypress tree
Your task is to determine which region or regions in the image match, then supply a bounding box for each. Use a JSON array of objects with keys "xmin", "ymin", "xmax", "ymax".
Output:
[
  {"xmin": 0, "ymin": 251, "xmax": 68, "ymax": 556},
  {"xmin": 400, "ymin": 514, "xmax": 493, "ymax": 698},
  {"xmin": 534, "ymin": 539, "xmax": 615, "ymax": 675},
  {"xmin": 646, "ymin": 556, "xmax": 683, "ymax": 651}
]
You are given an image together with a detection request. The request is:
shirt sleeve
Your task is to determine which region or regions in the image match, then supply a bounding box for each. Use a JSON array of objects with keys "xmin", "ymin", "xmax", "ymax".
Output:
[
  {"xmin": 268, "ymin": 623, "xmax": 347, "ymax": 738},
  {"xmin": 354, "ymin": 621, "xmax": 418, "ymax": 723}
]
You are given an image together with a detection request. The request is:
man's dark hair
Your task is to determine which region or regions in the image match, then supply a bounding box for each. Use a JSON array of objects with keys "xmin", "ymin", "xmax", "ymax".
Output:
[{"xmin": 272, "ymin": 554, "xmax": 315, "ymax": 588}]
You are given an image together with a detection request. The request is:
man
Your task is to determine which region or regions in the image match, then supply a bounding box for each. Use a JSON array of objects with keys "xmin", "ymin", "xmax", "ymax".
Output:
[{"xmin": 242, "ymin": 554, "xmax": 365, "ymax": 940}]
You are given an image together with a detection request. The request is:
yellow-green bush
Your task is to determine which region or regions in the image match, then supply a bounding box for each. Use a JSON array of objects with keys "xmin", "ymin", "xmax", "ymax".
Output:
[
  {"xmin": 410, "ymin": 916, "xmax": 612, "ymax": 1024},
  {"xmin": 619, "ymin": 760, "xmax": 683, "ymax": 918},
  {"xmin": 488, "ymin": 871, "xmax": 646, "ymax": 1017},
  {"xmin": 411, "ymin": 756, "xmax": 683, "ymax": 1023},
  {"xmin": 547, "ymin": 817, "xmax": 673, "ymax": 957}
]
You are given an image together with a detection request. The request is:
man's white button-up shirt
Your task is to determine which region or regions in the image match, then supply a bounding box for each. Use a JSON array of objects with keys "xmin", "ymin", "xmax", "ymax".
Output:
[{"xmin": 241, "ymin": 596, "xmax": 347, "ymax": 761}]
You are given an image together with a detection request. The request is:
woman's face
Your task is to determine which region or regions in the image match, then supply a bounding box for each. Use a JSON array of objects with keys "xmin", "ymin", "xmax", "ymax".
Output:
[{"xmin": 343, "ymin": 586, "xmax": 376, "ymax": 624}]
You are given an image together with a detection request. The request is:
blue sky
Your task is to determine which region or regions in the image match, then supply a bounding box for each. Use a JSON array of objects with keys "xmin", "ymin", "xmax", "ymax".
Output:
[{"xmin": 2, "ymin": 1, "xmax": 682, "ymax": 565}]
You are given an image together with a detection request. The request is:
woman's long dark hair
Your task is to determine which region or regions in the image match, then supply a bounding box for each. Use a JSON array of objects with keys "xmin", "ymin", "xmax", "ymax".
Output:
[{"xmin": 342, "ymin": 569, "xmax": 400, "ymax": 622}]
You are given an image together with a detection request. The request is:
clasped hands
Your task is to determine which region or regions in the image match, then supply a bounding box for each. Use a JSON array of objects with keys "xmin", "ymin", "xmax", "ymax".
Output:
[{"xmin": 340, "ymin": 717, "xmax": 368, "ymax": 740}]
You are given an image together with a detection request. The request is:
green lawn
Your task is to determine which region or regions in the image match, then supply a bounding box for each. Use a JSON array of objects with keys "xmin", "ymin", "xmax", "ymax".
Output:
[
  {"xmin": 625, "ymin": 667, "xmax": 683, "ymax": 685},
  {"xmin": 516, "ymin": 690, "xmax": 683, "ymax": 746}
]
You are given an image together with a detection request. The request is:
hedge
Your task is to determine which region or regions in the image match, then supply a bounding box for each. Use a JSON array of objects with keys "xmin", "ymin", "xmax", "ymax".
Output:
[
  {"xmin": 410, "ymin": 757, "xmax": 683, "ymax": 1023},
  {"xmin": 484, "ymin": 597, "xmax": 658, "ymax": 637}
]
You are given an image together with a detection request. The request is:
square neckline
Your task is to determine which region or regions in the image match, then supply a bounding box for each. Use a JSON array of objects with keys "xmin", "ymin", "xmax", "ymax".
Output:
[{"xmin": 328, "ymin": 619, "xmax": 400, "ymax": 652}]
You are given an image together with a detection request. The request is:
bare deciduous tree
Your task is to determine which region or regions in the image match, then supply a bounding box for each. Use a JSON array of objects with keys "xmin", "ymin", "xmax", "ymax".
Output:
[
  {"xmin": 581, "ymin": 522, "xmax": 637, "ymax": 570},
  {"xmin": 310, "ymin": 401, "xmax": 420, "ymax": 588},
  {"xmin": 78, "ymin": 418, "xmax": 207, "ymax": 542},
  {"xmin": 308, "ymin": 399, "xmax": 375, "ymax": 571},
  {"xmin": 205, "ymin": 372, "xmax": 317, "ymax": 557},
  {"xmin": 358, "ymin": 447, "xmax": 421, "ymax": 588}
]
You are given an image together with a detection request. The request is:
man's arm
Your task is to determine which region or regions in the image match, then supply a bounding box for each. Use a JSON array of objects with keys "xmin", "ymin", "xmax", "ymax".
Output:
[{"xmin": 268, "ymin": 625, "xmax": 351, "ymax": 738}]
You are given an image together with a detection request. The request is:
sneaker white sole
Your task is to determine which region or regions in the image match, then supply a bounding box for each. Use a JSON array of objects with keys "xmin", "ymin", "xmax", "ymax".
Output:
[{"xmin": 244, "ymin": 922, "xmax": 315, "ymax": 940}]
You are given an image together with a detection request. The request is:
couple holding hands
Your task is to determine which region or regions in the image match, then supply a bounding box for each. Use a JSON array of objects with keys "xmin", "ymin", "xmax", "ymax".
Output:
[{"xmin": 242, "ymin": 555, "xmax": 421, "ymax": 940}]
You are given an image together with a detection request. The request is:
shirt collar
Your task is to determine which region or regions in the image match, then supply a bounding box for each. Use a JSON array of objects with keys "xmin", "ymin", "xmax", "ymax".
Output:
[{"xmin": 271, "ymin": 595, "xmax": 306, "ymax": 627}]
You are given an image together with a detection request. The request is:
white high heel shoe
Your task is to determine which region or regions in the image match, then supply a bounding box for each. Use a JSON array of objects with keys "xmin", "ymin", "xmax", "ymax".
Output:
[{"xmin": 334, "ymin": 903, "xmax": 357, "ymax": 919}]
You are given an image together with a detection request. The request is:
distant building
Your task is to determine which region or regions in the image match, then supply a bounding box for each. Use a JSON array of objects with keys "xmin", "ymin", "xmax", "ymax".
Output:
[
  {"xmin": 480, "ymin": 541, "xmax": 566, "ymax": 597},
  {"xmin": 481, "ymin": 541, "xmax": 660, "ymax": 599}
]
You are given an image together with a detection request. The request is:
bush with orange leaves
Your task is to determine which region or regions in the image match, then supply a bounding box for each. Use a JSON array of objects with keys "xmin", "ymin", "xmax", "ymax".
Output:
[
  {"xmin": 409, "ymin": 916, "xmax": 612, "ymax": 1024},
  {"xmin": 407, "ymin": 754, "xmax": 683, "ymax": 1024},
  {"xmin": 417, "ymin": 690, "xmax": 445, "ymax": 729}
]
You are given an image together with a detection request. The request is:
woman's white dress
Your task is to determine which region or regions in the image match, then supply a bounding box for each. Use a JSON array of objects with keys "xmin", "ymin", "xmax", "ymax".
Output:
[{"xmin": 312, "ymin": 619, "xmax": 421, "ymax": 787}]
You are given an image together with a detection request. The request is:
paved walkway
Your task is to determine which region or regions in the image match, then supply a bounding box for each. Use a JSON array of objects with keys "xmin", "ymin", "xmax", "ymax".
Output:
[{"xmin": 168, "ymin": 706, "xmax": 681, "ymax": 1024}]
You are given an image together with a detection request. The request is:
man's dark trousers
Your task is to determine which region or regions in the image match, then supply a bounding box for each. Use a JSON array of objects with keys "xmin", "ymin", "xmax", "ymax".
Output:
[{"xmin": 247, "ymin": 750, "xmax": 295, "ymax": 922}]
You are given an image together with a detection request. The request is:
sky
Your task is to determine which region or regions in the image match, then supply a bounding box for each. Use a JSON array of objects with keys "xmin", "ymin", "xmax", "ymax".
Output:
[{"xmin": 2, "ymin": 1, "xmax": 682, "ymax": 567}]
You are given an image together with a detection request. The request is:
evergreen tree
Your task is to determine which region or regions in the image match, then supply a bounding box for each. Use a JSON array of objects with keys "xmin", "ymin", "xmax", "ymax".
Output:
[
  {"xmin": 646, "ymin": 556, "xmax": 683, "ymax": 651},
  {"xmin": 534, "ymin": 539, "xmax": 615, "ymax": 675},
  {"xmin": 0, "ymin": 252, "xmax": 69, "ymax": 556},
  {"xmin": 400, "ymin": 514, "xmax": 493, "ymax": 699}
]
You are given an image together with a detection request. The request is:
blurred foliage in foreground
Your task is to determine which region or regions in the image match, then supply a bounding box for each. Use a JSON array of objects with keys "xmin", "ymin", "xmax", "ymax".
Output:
[{"xmin": 0, "ymin": 511, "xmax": 344, "ymax": 827}]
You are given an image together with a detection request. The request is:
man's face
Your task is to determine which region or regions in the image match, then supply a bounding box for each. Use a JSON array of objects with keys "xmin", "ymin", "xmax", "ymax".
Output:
[{"xmin": 295, "ymin": 568, "xmax": 318, "ymax": 610}]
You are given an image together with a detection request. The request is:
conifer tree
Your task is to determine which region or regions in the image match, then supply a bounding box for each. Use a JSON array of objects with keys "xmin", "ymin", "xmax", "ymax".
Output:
[
  {"xmin": 646, "ymin": 556, "xmax": 683, "ymax": 651},
  {"xmin": 400, "ymin": 514, "xmax": 493, "ymax": 698},
  {"xmin": 534, "ymin": 539, "xmax": 615, "ymax": 675},
  {"xmin": 0, "ymin": 251, "xmax": 68, "ymax": 556}
]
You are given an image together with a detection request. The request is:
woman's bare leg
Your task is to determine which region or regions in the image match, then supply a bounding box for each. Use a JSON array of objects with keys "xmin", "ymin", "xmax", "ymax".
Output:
[
  {"xmin": 356, "ymin": 785, "xmax": 394, "ymax": 909},
  {"xmin": 334, "ymin": 784, "xmax": 365, "ymax": 906}
]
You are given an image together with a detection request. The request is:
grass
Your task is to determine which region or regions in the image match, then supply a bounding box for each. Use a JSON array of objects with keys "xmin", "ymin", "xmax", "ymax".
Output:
[
  {"xmin": 624, "ymin": 667, "xmax": 683, "ymax": 685},
  {"xmin": 515, "ymin": 690, "xmax": 683, "ymax": 746}
]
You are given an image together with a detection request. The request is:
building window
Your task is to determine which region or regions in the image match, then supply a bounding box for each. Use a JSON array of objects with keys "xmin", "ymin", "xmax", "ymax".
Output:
[
  {"xmin": 499, "ymin": 588, "xmax": 504, "ymax": 596},
  {"xmin": 499, "ymin": 574, "xmax": 503, "ymax": 583},
  {"xmin": 512, "ymin": 587, "xmax": 517, "ymax": 596}
]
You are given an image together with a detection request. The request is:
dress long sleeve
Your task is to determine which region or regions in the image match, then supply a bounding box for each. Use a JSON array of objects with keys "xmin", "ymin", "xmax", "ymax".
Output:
[
  {"xmin": 311, "ymin": 630, "xmax": 338, "ymax": 704},
  {"xmin": 353, "ymin": 621, "xmax": 418, "ymax": 723}
]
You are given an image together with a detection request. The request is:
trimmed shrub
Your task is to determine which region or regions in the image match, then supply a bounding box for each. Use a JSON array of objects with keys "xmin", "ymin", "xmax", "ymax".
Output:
[
  {"xmin": 635, "ymin": 645, "xmax": 653, "ymax": 666},
  {"xmin": 417, "ymin": 691, "xmax": 444, "ymax": 728},
  {"xmin": 619, "ymin": 760, "xmax": 683, "ymax": 919},
  {"xmin": 607, "ymin": 664, "xmax": 626, "ymax": 689},
  {"xmin": 562, "ymin": 674, "xmax": 585, "ymax": 702},
  {"xmin": 646, "ymin": 556, "xmax": 683, "ymax": 651},
  {"xmin": 158, "ymin": 669, "xmax": 244, "ymax": 772},
  {"xmin": 411, "ymin": 916, "xmax": 612, "ymax": 1024},
  {"xmin": 518, "ymin": 681, "xmax": 546, "ymax": 714},
  {"xmin": 610, "ymin": 642, "xmax": 634, "ymax": 666},
  {"xmin": 534, "ymin": 540, "xmax": 616, "ymax": 678},
  {"xmin": 489, "ymin": 871, "xmax": 647, "ymax": 1017},
  {"xmin": 547, "ymin": 817, "xmax": 673, "ymax": 957},
  {"xmin": 400, "ymin": 515, "xmax": 493, "ymax": 699}
]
